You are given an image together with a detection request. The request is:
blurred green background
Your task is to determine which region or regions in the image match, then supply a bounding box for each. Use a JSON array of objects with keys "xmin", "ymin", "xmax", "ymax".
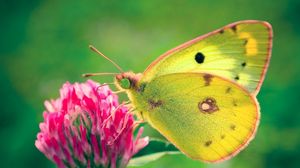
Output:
[{"xmin": 1, "ymin": 0, "xmax": 300, "ymax": 167}]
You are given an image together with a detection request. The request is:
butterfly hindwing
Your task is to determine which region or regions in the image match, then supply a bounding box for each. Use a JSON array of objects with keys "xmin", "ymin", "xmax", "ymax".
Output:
[
  {"xmin": 142, "ymin": 20, "xmax": 272, "ymax": 95},
  {"xmin": 136, "ymin": 73, "xmax": 259, "ymax": 162}
]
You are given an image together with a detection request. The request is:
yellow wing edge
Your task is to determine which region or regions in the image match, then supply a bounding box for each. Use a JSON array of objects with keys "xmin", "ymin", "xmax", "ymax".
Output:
[{"xmin": 211, "ymin": 95, "xmax": 260, "ymax": 163}]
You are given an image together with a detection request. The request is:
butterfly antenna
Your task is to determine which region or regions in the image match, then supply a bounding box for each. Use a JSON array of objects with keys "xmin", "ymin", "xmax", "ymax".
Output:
[
  {"xmin": 82, "ymin": 72, "xmax": 119, "ymax": 77},
  {"xmin": 89, "ymin": 45, "xmax": 124, "ymax": 73}
]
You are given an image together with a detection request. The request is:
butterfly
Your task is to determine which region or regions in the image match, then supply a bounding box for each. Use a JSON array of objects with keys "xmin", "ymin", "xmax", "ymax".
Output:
[{"xmin": 86, "ymin": 20, "xmax": 273, "ymax": 163}]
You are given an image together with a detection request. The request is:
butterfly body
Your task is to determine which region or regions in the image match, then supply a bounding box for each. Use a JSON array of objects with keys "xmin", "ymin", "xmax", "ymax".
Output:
[{"xmin": 114, "ymin": 20, "xmax": 272, "ymax": 163}]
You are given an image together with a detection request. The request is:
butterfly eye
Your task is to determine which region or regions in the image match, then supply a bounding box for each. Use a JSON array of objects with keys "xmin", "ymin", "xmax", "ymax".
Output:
[{"xmin": 120, "ymin": 78, "xmax": 131, "ymax": 89}]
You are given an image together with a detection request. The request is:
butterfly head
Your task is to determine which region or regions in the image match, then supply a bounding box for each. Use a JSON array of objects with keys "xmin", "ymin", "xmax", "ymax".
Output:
[{"xmin": 115, "ymin": 72, "xmax": 142, "ymax": 91}]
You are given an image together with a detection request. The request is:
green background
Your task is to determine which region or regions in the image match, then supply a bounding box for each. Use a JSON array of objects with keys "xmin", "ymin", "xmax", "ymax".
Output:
[{"xmin": 1, "ymin": 0, "xmax": 300, "ymax": 167}]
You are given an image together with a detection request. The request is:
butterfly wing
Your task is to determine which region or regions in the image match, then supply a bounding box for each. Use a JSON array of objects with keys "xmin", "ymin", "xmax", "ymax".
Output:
[
  {"xmin": 142, "ymin": 20, "xmax": 272, "ymax": 95},
  {"xmin": 137, "ymin": 73, "xmax": 259, "ymax": 162}
]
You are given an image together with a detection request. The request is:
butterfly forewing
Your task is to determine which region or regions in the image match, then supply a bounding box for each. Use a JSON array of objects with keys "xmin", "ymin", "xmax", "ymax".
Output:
[
  {"xmin": 139, "ymin": 73, "xmax": 259, "ymax": 162},
  {"xmin": 142, "ymin": 20, "xmax": 272, "ymax": 95}
]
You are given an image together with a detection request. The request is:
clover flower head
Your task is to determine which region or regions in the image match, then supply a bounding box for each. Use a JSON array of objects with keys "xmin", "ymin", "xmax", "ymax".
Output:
[{"xmin": 35, "ymin": 80, "xmax": 148, "ymax": 168}]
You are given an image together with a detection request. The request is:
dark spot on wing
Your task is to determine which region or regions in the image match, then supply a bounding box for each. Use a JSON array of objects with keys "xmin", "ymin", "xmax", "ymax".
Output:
[
  {"xmin": 148, "ymin": 99, "xmax": 163, "ymax": 109},
  {"xmin": 226, "ymin": 87, "xmax": 232, "ymax": 94},
  {"xmin": 244, "ymin": 39, "xmax": 248, "ymax": 45},
  {"xmin": 233, "ymin": 99, "xmax": 238, "ymax": 106},
  {"xmin": 241, "ymin": 62, "xmax": 246, "ymax": 67},
  {"xmin": 221, "ymin": 135, "xmax": 226, "ymax": 139},
  {"xmin": 220, "ymin": 29, "xmax": 224, "ymax": 34},
  {"xmin": 204, "ymin": 140, "xmax": 212, "ymax": 147},
  {"xmin": 231, "ymin": 25, "xmax": 237, "ymax": 33},
  {"xmin": 198, "ymin": 97, "xmax": 219, "ymax": 113},
  {"xmin": 230, "ymin": 124, "xmax": 236, "ymax": 130},
  {"xmin": 203, "ymin": 74, "xmax": 213, "ymax": 86},
  {"xmin": 249, "ymin": 127, "xmax": 253, "ymax": 132},
  {"xmin": 195, "ymin": 52, "xmax": 205, "ymax": 64},
  {"xmin": 234, "ymin": 75, "xmax": 240, "ymax": 80}
]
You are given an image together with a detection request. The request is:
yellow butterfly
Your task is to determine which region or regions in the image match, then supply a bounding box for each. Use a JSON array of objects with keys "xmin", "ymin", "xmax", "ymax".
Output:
[{"xmin": 86, "ymin": 20, "xmax": 273, "ymax": 163}]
